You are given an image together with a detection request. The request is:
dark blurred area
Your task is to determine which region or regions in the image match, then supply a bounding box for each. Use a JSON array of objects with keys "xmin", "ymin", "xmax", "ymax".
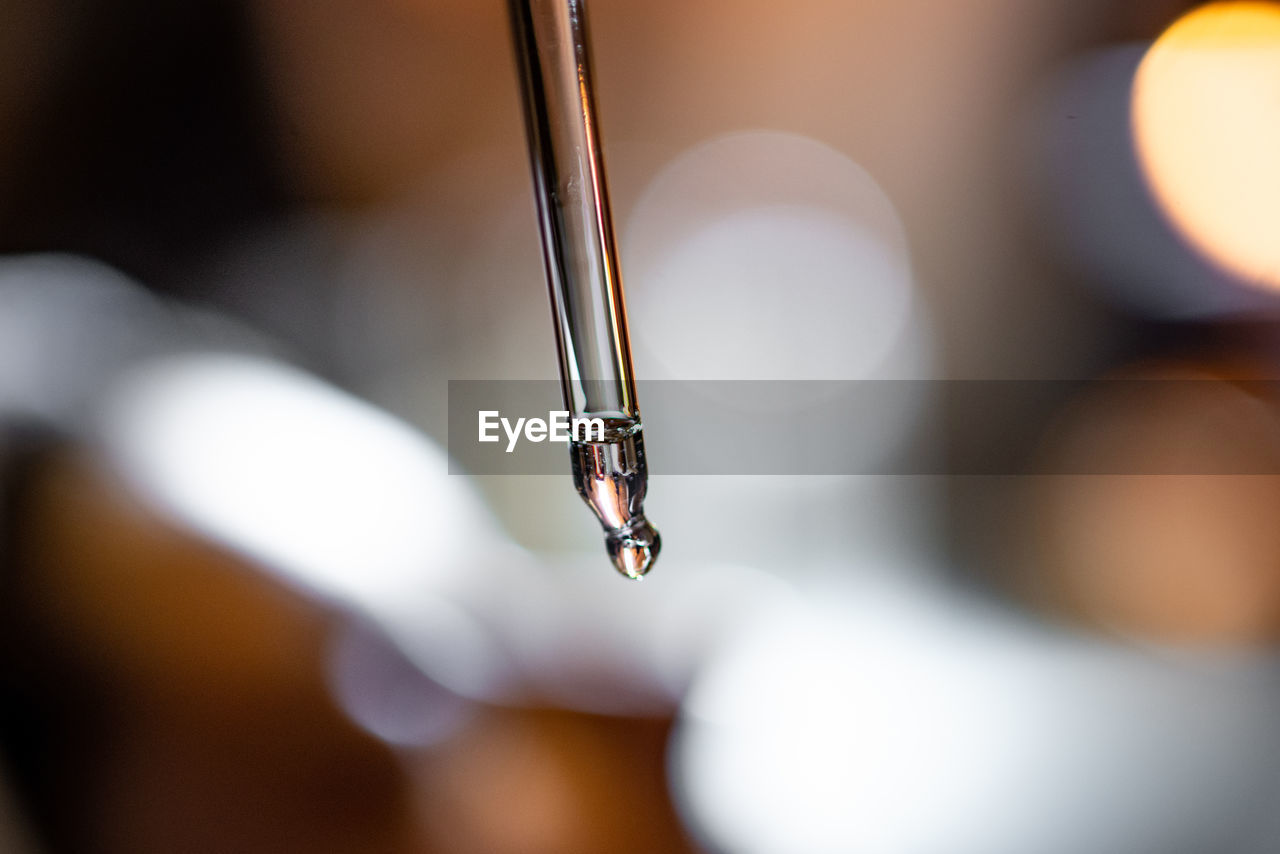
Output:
[
  {"xmin": 0, "ymin": 0, "xmax": 289, "ymax": 295},
  {"xmin": 6, "ymin": 0, "xmax": 1280, "ymax": 852}
]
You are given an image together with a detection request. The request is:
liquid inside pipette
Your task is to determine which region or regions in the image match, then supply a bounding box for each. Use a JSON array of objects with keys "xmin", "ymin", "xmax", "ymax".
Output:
[{"xmin": 569, "ymin": 420, "xmax": 661, "ymax": 579}]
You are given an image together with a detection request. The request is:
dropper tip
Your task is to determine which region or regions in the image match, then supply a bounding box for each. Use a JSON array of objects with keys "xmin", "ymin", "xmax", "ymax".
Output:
[{"xmin": 606, "ymin": 519, "xmax": 661, "ymax": 580}]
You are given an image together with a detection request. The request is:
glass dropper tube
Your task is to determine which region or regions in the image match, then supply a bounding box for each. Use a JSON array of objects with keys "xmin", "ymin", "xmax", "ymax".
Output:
[{"xmin": 508, "ymin": 0, "xmax": 661, "ymax": 578}]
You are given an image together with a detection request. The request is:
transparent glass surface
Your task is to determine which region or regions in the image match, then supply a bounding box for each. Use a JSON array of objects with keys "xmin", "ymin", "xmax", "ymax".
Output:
[
  {"xmin": 508, "ymin": 0, "xmax": 638, "ymax": 422},
  {"xmin": 510, "ymin": 0, "xmax": 659, "ymax": 576}
]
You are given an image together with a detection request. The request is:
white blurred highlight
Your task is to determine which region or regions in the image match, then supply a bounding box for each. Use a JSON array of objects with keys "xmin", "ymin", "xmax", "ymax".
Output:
[
  {"xmin": 100, "ymin": 354, "xmax": 489, "ymax": 607},
  {"xmin": 621, "ymin": 132, "xmax": 936, "ymax": 573},
  {"xmin": 492, "ymin": 557, "xmax": 796, "ymax": 716},
  {"xmin": 92, "ymin": 348, "xmax": 784, "ymax": 721},
  {"xmin": 625, "ymin": 131, "xmax": 928, "ymax": 384},
  {"xmin": 0, "ymin": 255, "xmax": 140, "ymax": 422},
  {"xmin": 0, "ymin": 254, "xmax": 267, "ymax": 423},
  {"xmin": 97, "ymin": 353, "xmax": 528, "ymax": 708},
  {"xmin": 674, "ymin": 580, "xmax": 1280, "ymax": 854},
  {"xmin": 328, "ymin": 620, "xmax": 474, "ymax": 749}
]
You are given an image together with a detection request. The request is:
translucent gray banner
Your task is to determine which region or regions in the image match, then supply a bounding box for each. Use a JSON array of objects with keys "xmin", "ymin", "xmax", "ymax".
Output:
[{"xmin": 447, "ymin": 380, "xmax": 1280, "ymax": 475}]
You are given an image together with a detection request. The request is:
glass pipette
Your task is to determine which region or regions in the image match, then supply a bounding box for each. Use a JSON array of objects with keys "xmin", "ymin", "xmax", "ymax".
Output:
[{"xmin": 508, "ymin": 0, "xmax": 661, "ymax": 579}]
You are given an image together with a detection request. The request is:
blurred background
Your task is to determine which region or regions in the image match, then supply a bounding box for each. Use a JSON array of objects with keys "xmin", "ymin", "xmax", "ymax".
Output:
[{"xmin": 4, "ymin": 0, "xmax": 1280, "ymax": 851}]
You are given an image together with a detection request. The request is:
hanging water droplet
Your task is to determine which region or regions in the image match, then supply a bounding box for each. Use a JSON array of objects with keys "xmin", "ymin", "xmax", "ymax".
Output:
[{"xmin": 606, "ymin": 518, "xmax": 661, "ymax": 580}]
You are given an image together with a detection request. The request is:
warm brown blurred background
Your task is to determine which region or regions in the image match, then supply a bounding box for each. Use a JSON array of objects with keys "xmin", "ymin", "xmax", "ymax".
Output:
[{"xmin": 5, "ymin": 1, "xmax": 1280, "ymax": 852}]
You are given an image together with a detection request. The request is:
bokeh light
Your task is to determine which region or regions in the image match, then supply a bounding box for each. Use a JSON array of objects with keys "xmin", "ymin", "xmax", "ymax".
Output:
[
  {"xmin": 1133, "ymin": 1, "xmax": 1280, "ymax": 290},
  {"xmin": 622, "ymin": 131, "xmax": 937, "ymax": 573},
  {"xmin": 99, "ymin": 353, "xmax": 491, "ymax": 606},
  {"xmin": 326, "ymin": 619, "xmax": 474, "ymax": 749},
  {"xmin": 11, "ymin": 1, "xmax": 1280, "ymax": 851},
  {"xmin": 0, "ymin": 254, "xmax": 255, "ymax": 424},
  {"xmin": 1034, "ymin": 46, "xmax": 1271, "ymax": 318},
  {"xmin": 97, "ymin": 353, "xmax": 531, "ymax": 703},
  {"xmin": 1029, "ymin": 361, "xmax": 1280, "ymax": 644},
  {"xmin": 625, "ymin": 130, "xmax": 926, "ymax": 384},
  {"xmin": 674, "ymin": 580, "xmax": 1280, "ymax": 854}
]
